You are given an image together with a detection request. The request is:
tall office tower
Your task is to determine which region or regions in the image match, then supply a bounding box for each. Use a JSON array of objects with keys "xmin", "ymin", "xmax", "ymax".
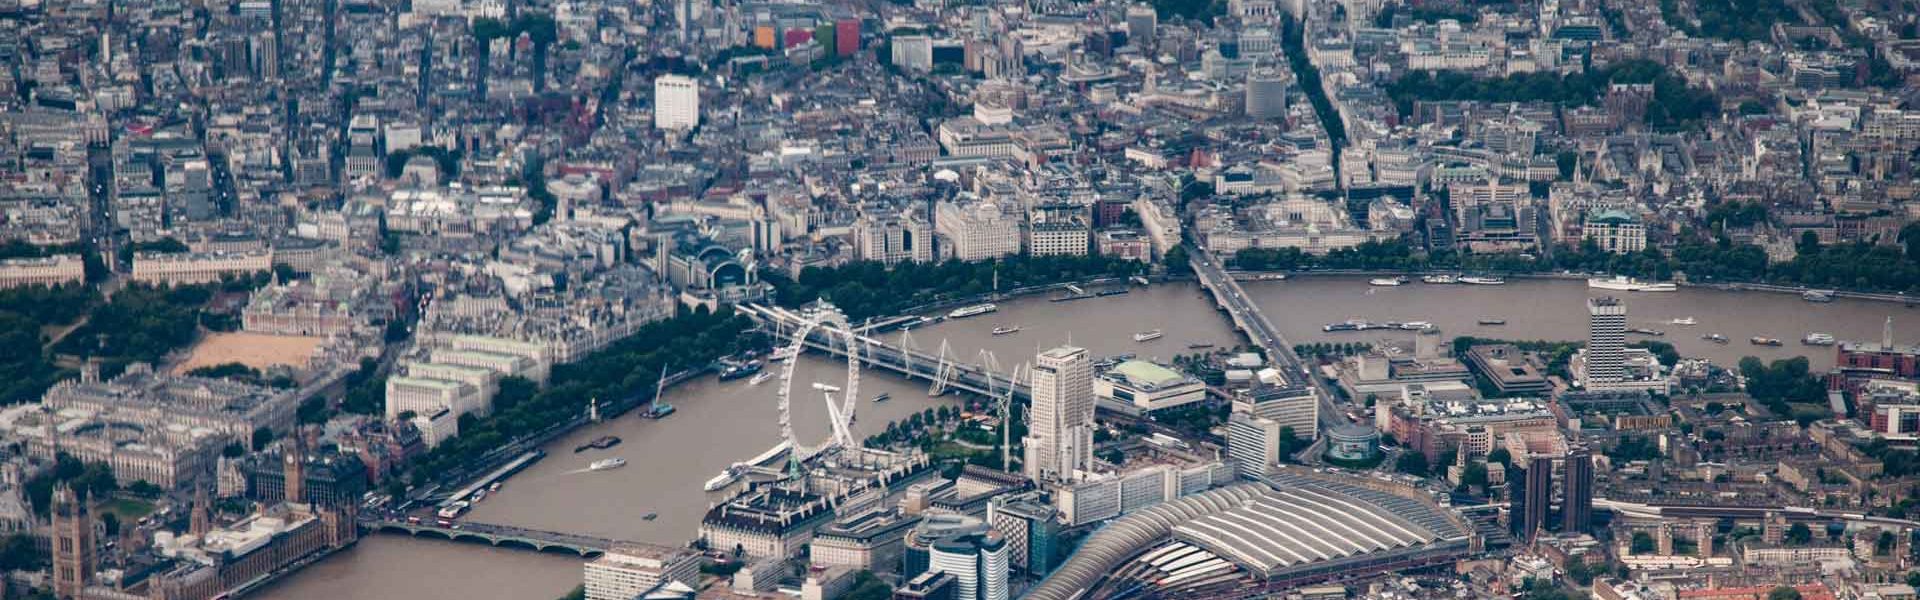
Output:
[
  {"xmin": 673, "ymin": 0, "xmax": 696, "ymax": 36},
  {"xmin": 835, "ymin": 19, "xmax": 860, "ymax": 57},
  {"xmin": 1523, "ymin": 456, "xmax": 1553, "ymax": 540},
  {"xmin": 1235, "ymin": 385, "xmax": 1319, "ymax": 439},
  {"xmin": 1583, "ymin": 296, "xmax": 1627, "ymax": 389},
  {"xmin": 1125, "ymin": 5, "xmax": 1157, "ymax": 48},
  {"xmin": 1226, "ymin": 411, "xmax": 1282, "ymax": 479},
  {"xmin": 1024, "ymin": 346, "xmax": 1094, "ymax": 482},
  {"xmin": 987, "ymin": 492, "xmax": 1059, "ymax": 576},
  {"xmin": 51, "ymin": 483, "xmax": 94, "ymax": 599},
  {"xmin": 1561, "ymin": 446, "xmax": 1593, "ymax": 533},
  {"xmin": 1246, "ymin": 68, "xmax": 1289, "ymax": 119},
  {"xmin": 653, "ymin": 74, "xmax": 700, "ymax": 131},
  {"xmin": 929, "ymin": 530, "xmax": 1010, "ymax": 600}
]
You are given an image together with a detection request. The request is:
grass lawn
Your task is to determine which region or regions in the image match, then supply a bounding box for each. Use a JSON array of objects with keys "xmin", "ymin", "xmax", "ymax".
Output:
[
  {"xmin": 927, "ymin": 440, "xmax": 986, "ymax": 461},
  {"xmin": 96, "ymin": 497, "xmax": 156, "ymax": 522}
]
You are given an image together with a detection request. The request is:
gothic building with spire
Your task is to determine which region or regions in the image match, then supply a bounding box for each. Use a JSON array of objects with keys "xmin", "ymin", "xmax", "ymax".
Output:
[
  {"xmin": 51, "ymin": 482, "xmax": 94, "ymax": 599},
  {"xmin": 129, "ymin": 428, "xmax": 360, "ymax": 600}
]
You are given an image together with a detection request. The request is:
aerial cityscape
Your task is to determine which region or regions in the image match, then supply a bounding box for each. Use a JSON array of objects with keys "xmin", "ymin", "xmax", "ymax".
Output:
[{"xmin": 6, "ymin": 0, "xmax": 1920, "ymax": 597}]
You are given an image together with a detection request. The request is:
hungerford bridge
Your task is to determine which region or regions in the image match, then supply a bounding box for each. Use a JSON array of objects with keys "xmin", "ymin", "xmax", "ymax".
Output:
[{"xmin": 736, "ymin": 303, "xmax": 1033, "ymax": 402}]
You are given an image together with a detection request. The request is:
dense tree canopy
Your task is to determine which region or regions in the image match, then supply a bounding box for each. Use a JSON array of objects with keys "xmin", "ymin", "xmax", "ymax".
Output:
[
  {"xmin": 1387, "ymin": 60, "xmax": 1716, "ymax": 130},
  {"xmin": 25, "ymin": 455, "xmax": 116, "ymax": 516},
  {"xmin": 1662, "ymin": 0, "xmax": 1799, "ymax": 41},
  {"xmin": 1282, "ymin": 16, "xmax": 1347, "ymax": 148},
  {"xmin": 0, "ymin": 284, "xmax": 94, "ymax": 404},
  {"xmin": 769, "ymin": 254, "xmax": 1146, "ymax": 322},
  {"xmin": 1150, "ymin": 0, "xmax": 1225, "ymax": 21},
  {"xmin": 1739, "ymin": 356, "xmax": 1827, "ymax": 417},
  {"xmin": 54, "ymin": 284, "xmax": 212, "ymax": 368},
  {"xmin": 1229, "ymin": 229, "xmax": 1920, "ymax": 295}
]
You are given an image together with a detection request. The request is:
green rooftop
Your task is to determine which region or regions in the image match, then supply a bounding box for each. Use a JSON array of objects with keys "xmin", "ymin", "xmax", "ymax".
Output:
[{"xmin": 1109, "ymin": 360, "xmax": 1189, "ymax": 388}]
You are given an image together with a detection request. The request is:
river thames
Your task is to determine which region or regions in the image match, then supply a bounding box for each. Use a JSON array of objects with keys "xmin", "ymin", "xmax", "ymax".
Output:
[{"xmin": 257, "ymin": 277, "xmax": 1916, "ymax": 598}]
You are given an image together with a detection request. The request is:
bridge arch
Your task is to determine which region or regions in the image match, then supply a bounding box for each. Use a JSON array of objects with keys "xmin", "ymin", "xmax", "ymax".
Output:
[
  {"xmin": 536, "ymin": 544, "xmax": 591, "ymax": 557},
  {"xmin": 452, "ymin": 533, "xmax": 498, "ymax": 546},
  {"xmin": 496, "ymin": 538, "xmax": 541, "ymax": 552},
  {"xmin": 414, "ymin": 529, "xmax": 454, "ymax": 541}
]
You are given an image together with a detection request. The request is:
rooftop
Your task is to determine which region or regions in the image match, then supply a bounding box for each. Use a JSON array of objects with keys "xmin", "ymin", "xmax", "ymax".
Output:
[{"xmin": 1105, "ymin": 360, "xmax": 1195, "ymax": 390}]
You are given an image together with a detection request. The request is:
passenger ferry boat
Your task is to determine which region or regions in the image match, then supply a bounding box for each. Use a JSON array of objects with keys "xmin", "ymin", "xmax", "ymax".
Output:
[
  {"xmin": 1459, "ymin": 276, "xmax": 1506, "ymax": 285},
  {"xmin": 1803, "ymin": 290, "xmax": 1836, "ymax": 303},
  {"xmin": 1701, "ymin": 333, "xmax": 1729, "ymax": 344},
  {"xmin": 1368, "ymin": 276, "xmax": 1408, "ymax": 287},
  {"xmin": 1421, "ymin": 274, "xmax": 1458, "ymax": 284},
  {"xmin": 1587, "ymin": 276, "xmax": 1677, "ymax": 292},
  {"xmin": 1669, "ymin": 317, "xmax": 1698, "ymax": 326},
  {"xmin": 947, "ymin": 304, "xmax": 999, "ymax": 319},
  {"xmin": 1324, "ymin": 319, "xmax": 1382, "ymax": 332},
  {"xmin": 1398, "ymin": 321, "xmax": 1434, "ymax": 331},
  {"xmin": 589, "ymin": 458, "xmax": 627, "ymax": 471},
  {"xmin": 718, "ymin": 361, "xmax": 762, "ymax": 381},
  {"xmin": 437, "ymin": 501, "xmax": 470, "ymax": 520},
  {"xmin": 1802, "ymin": 333, "xmax": 1836, "ymax": 346},
  {"xmin": 1133, "ymin": 329, "xmax": 1164, "ymax": 342}
]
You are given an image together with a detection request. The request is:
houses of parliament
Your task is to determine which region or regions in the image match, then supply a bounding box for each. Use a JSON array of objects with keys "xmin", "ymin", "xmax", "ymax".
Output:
[{"xmin": 51, "ymin": 432, "xmax": 359, "ymax": 600}]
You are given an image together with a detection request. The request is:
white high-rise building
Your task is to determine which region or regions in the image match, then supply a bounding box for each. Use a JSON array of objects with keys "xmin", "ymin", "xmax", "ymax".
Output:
[
  {"xmin": 1025, "ymin": 346, "xmax": 1095, "ymax": 482},
  {"xmin": 891, "ymin": 35, "xmax": 934, "ymax": 72},
  {"xmin": 654, "ymin": 75, "xmax": 700, "ymax": 131},
  {"xmin": 1583, "ymin": 296, "xmax": 1628, "ymax": 389},
  {"xmin": 929, "ymin": 531, "xmax": 1010, "ymax": 600},
  {"xmin": 1231, "ymin": 386, "xmax": 1319, "ymax": 440},
  {"xmin": 1246, "ymin": 68, "xmax": 1289, "ymax": 119},
  {"xmin": 1226, "ymin": 411, "xmax": 1282, "ymax": 479}
]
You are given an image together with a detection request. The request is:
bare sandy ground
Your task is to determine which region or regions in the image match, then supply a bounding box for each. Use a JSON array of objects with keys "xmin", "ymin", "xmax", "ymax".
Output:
[{"xmin": 174, "ymin": 332, "xmax": 325, "ymax": 373}]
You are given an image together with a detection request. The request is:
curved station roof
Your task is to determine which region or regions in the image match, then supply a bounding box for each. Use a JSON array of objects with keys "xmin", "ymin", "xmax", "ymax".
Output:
[{"xmin": 1028, "ymin": 471, "xmax": 1473, "ymax": 600}]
